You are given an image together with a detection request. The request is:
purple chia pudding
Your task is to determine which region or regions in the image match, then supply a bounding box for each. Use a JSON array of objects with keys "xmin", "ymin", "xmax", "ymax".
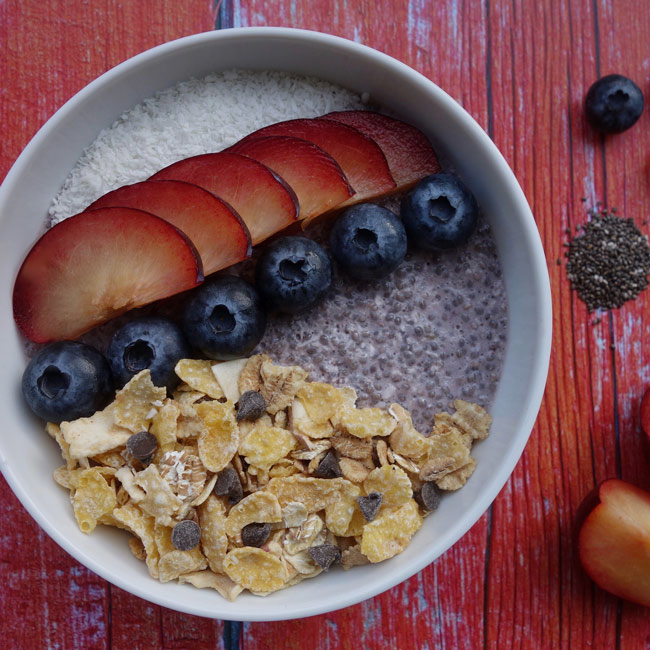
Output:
[{"xmin": 253, "ymin": 208, "xmax": 507, "ymax": 433}]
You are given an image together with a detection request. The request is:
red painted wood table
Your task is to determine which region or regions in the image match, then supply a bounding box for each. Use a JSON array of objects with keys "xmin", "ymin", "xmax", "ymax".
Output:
[{"xmin": 2, "ymin": 1, "xmax": 650, "ymax": 648}]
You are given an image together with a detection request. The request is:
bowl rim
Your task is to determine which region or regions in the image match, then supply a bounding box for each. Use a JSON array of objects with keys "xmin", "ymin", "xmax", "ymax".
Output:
[{"xmin": 0, "ymin": 26, "xmax": 552, "ymax": 621}]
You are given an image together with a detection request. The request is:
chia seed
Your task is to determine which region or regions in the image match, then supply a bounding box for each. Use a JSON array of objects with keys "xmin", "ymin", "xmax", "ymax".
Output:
[{"xmin": 566, "ymin": 207, "xmax": 650, "ymax": 311}]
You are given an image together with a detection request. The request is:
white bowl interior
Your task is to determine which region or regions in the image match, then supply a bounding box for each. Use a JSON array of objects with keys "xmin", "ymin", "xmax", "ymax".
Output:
[{"xmin": 0, "ymin": 28, "xmax": 551, "ymax": 621}]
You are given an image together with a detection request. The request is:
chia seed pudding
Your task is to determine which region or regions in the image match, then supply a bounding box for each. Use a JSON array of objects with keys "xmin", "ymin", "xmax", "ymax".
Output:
[{"xmin": 45, "ymin": 70, "xmax": 508, "ymax": 433}]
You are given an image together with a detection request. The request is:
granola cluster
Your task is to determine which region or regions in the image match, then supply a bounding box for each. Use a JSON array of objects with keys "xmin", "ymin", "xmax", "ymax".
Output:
[{"xmin": 47, "ymin": 354, "xmax": 491, "ymax": 600}]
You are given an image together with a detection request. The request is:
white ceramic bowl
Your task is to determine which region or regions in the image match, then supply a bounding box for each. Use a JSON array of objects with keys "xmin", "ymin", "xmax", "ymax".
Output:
[{"xmin": 0, "ymin": 27, "xmax": 551, "ymax": 621}]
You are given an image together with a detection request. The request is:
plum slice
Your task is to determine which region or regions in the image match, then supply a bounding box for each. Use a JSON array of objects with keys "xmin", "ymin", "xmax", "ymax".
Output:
[
  {"xmin": 322, "ymin": 110, "xmax": 440, "ymax": 190},
  {"xmin": 227, "ymin": 136, "xmax": 354, "ymax": 220},
  {"xmin": 151, "ymin": 152, "xmax": 298, "ymax": 245},
  {"xmin": 88, "ymin": 179, "xmax": 251, "ymax": 275},
  {"xmin": 13, "ymin": 207, "xmax": 202, "ymax": 343}
]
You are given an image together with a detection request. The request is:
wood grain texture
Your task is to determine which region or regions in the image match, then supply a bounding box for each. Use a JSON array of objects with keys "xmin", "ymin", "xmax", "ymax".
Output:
[{"xmin": 2, "ymin": 0, "xmax": 650, "ymax": 648}]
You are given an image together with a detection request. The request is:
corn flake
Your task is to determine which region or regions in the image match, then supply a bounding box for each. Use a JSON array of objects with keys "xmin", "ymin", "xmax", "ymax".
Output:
[
  {"xmin": 46, "ymin": 422, "xmax": 76, "ymax": 469},
  {"xmin": 196, "ymin": 401, "xmax": 239, "ymax": 472},
  {"xmin": 53, "ymin": 465, "xmax": 72, "ymax": 489},
  {"xmin": 92, "ymin": 450, "xmax": 126, "ymax": 469},
  {"xmin": 173, "ymin": 390, "xmax": 204, "ymax": 407},
  {"xmin": 198, "ymin": 495, "xmax": 229, "ymax": 573},
  {"xmin": 325, "ymin": 483, "xmax": 361, "ymax": 535},
  {"xmin": 113, "ymin": 502, "xmax": 160, "ymax": 574},
  {"xmin": 425, "ymin": 423, "xmax": 472, "ymax": 477},
  {"xmin": 339, "ymin": 407, "xmax": 396, "ymax": 439},
  {"xmin": 175, "ymin": 359, "xmax": 224, "ymax": 399},
  {"xmin": 60, "ymin": 410, "xmax": 132, "ymax": 460},
  {"xmin": 225, "ymin": 491, "xmax": 282, "ymax": 540},
  {"xmin": 223, "ymin": 547, "xmax": 289, "ymax": 592},
  {"xmin": 176, "ymin": 402, "xmax": 205, "ymax": 440},
  {"xmin": 266, "ymin": 476, "xmax": 350, "ymax": 511},
  {"xmin": 110, "ymin": 370, "xmax": 166, "ymax": 432},
  {"xmin": 158, "ymin": 546, "xmax": 208, "ymax": 583},
  {"xmin": 128, "ymin": 536, "xmax": 147, "ymax": 561},
  {"xmin": 290, "ymin": 399, "xmax": 335, "ymax": 439},
  {"xmin": 342, "ymin": 507, "xmax": 367, "ymax": 537},
  {"xmin": 269, "ymin": 458, "xmax": 302, "ymax": 478},
  {"xmin": 273, "ymin": 410, "xmax": 288, "ymax": 429},
  {"xmin": 297, "ymin": 382, "xmax": 352, "ymax": 424},
  {"xmin": 153, "ymin": 522, "xmax": 176, "ymax": 557},
  {"xmin": 449, "ymin": 399, "xmax": 492, "ymax": 441},
  {"xmin": 133, "ymin": 464, "xmax": 183, "ymax": 526},
  {"xmin": 178, "ymin": 571, "xmax": 244, "ymax": 601},
  {"xmin": 361, "ymin": 499, "xmax": 423, "ymax": 562},
  {"xmin": 150, "ymin": 400, "xmax": 180, "ymax": 451},
  {"xmin": 46, "ymin": 351, "xmax": 491, "ymax": 599},
  {"xmin": 115, "ymin": 466, "xmax": 145, "ymax": 502},
  {"xmin": 239, "ymin": 425, "xmax": 297, "ymax": 470},
  {"xmin": 388, "ymin": 403, "xmax": 431, "ymax": 459},
  {"xmin": 71, "ymin": 468, "xmax": 117, "ymax": 534},
  {"xmin": 363, "ymin": 465, "xmax": 413, "ymax": 509},
  {"xmin": 436, "ymin": 456, "xmax": 477, "ymax": 490}
]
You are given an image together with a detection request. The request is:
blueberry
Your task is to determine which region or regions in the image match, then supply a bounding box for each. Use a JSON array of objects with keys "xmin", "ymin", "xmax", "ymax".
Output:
[
  {"xmin": 108, "ymin": 317, "xmax": 190, "ymax": 391},
  {"xmin": 401, "ymin": 173, "xmax": 478, "ymax": 251},
  {"xmin": 585, "ymin": 74, "xmax": 644, "ymax": 133},
  {"xmin": 182, "ymin": 275, "xmax": 266, "ymax": 360},
  {"xmin": 22, "ymin": 341, "xmax": 113, "ymax": 422},
  {"xmin": 329, "ymin": 204, "xmax": 407, "ymax": 280},
  {"xmin": 255, "ymin": 236, "xmax": 332, "ymax": 314}
]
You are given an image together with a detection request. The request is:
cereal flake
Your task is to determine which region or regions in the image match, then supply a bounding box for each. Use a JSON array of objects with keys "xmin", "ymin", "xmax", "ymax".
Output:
[{"xmin": 360, "ymin": 499, "xmax": 422, "ymax": 562}]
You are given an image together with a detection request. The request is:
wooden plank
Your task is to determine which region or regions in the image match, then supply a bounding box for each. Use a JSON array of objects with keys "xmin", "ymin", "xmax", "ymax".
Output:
[
  {"xmin": 594, "ymin": 0, "xmax": 650, "ymax": 646},
  {"xmin": 0, "ymin": 3, "xmax": 220, "ymax": 649},
  {"xmin": 483, "ymin": 0, "xmax": 622, "ymax": 647}
]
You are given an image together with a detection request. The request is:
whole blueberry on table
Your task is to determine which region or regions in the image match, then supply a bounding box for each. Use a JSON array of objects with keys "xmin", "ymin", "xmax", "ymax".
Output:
[
  {"xmin": 329, "ymin": 203, "xmax": 407, "ymax": 280},
  {"xmin": 401, "ymin": 173, "xmax": 478, "ymax": 251},
  {"xmin": 182, "ymin": 275, "xmax": 266, "ymax": 360},
  {"xmin": 22, "ymin": 341, "xmax": 113, "ymax": 422},
  {"xmin": 107, "ymin": 316, "xmax": 190, "ymax": 391},
  {"xmin": 255, "ymin": 236, "xmax": 332, "ymax": 314},
  {"xmin": 585, "ymin": 74, "xmax": 644, "ymax": 133}
]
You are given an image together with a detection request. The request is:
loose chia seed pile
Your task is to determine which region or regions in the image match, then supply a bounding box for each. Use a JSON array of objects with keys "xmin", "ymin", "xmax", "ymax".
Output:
[{"xmin": 566, "ymin": 207, "xmax": 650, "ymax": 312}]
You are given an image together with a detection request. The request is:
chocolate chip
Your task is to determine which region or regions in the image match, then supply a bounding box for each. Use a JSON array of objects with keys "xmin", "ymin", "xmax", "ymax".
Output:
[
  {"xmin": 241, "ymin": 522, "xmax": 271, "ymax": 547},
  {"xmin": 171, "ymin": 520, "xmax": 201, "ymax": 551},
  {"xmin": 357, "ymin": 492, "xmax": 383, "ymax": 522},
  {"xmin": 214, "ymin": 466, "xmax": 244, "ymax": 505},
  {"xmin": 313, "ymin": 450, "xmax": 342, "ymax": 479},
  {"xmin": 236, "ymin": 390, "xmax": 267, "ymax": 422},
  {"xmin": 308, "ymin": 544, "xmax": 341, "ymax": 571},
  {"xmin": 416, "ymin": 481, "xmax": 442, "ymax": 511},
  {"xmin": 125, "ymin": 431, "xmax": 158, "ymax": 463}
]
